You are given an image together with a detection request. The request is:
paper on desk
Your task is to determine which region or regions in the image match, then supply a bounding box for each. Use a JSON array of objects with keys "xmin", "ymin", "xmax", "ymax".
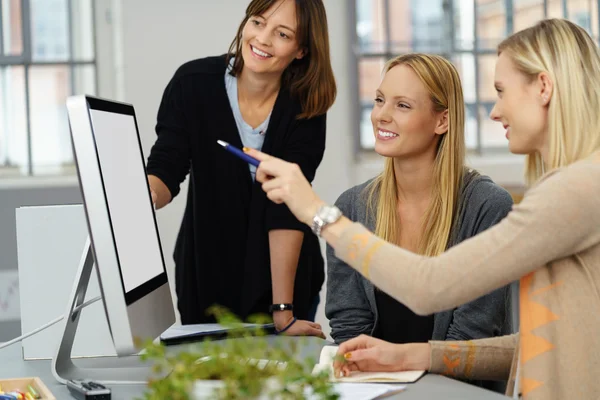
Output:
[
  {"xmin": 306, "ymin": 383, "xmax": 406, "ymax": 400},
  {"xmin": 160, "ymin": 323, "xmax": 271, "ymax": 340}
]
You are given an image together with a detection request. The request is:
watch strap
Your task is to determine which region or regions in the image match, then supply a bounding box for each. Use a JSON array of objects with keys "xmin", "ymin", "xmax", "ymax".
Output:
[{"xmin": 269, "ymin": 303, "xmax": 294, "ymax": 313}]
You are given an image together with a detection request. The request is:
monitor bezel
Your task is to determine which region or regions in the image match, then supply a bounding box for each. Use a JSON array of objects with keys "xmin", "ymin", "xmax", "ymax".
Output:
[{"xmin": 79, "ymin": 96, "xmax": 169, "ymax": 306}]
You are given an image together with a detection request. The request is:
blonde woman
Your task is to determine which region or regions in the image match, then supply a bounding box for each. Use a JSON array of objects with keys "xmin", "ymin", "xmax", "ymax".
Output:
[
  {"xmin": 325, "ymin": 55, "xmax": 513, "ymax": 365},
  {"xmin": 248, "ymin": 18, "xmax": 600, "ymax": 399}
]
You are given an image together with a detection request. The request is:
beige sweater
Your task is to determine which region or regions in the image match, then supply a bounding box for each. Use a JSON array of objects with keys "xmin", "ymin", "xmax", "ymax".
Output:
[{"xmin": 333, "ymin": 155, "xmax": 600, "ymax": 399}]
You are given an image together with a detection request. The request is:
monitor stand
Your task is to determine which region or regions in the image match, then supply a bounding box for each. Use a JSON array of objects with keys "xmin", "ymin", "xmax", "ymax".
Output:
[{"xmin": 51, "ymin": 238, "xmax": 157, "ymax": 385}]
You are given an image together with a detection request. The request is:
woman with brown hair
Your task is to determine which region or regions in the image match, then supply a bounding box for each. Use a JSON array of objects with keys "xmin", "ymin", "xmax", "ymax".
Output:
[{"xmin": 146, "ymin": 0, "xmax": 336, "ymax": 337}]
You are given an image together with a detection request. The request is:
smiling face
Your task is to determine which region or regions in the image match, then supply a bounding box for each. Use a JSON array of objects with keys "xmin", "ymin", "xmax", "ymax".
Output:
[
  {"xmin": 240, "ymin": 0, "xmax": 305, "ymax": 76},
  {"xmin": 489, "ymin": 52, "xmax": 550, "ymax": 156},
  {"xmin": 371, "ymin": 64, "xmax": 448, "ymax": 159}
]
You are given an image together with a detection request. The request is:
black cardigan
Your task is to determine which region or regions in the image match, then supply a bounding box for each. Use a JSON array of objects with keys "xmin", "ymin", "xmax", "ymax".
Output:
[{"xmin": 146, "ymin": 55, "xmax": 326, "ymax": 323}]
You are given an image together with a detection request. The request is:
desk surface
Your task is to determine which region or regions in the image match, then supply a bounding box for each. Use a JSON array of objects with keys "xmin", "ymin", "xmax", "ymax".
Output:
[{"xmin": 0, "ymin": 337, "xmax": 507, "ymax": 399}]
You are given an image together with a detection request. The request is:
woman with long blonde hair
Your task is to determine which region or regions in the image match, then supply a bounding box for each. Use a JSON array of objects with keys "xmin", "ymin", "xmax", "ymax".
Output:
[
  {"xmin": 250, "ymin": 18, "xmax": 600, "ymax": 399},
  {"xmin": 325, "ymin": 54, "xmax": 513, "ymax": 386}
]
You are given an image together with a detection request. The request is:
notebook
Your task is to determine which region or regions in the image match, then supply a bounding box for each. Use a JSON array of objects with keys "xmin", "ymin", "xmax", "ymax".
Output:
[
  {"xmin": 312, "ymin": 345, "xmax": 426, "ymax": 383},
  {"xmin": 159, "ymin": 323, "xmax": 276, "ymax": 345}
]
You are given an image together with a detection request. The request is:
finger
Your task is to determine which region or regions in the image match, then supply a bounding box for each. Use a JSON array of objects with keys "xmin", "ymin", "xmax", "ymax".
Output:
[
  {"xmin": 255, "ymin": 167, "xmax": 271, "ymax": 183},
  {"xmin": 337, "ymin": 335, "xmax": 371, "ymax": 357},
  {"xmin": 309, "ymin": 322, "xmax": 322, "ymax": 330},
  {"xmin": 261, "ymin": 177, "xmax": 285, "ymax": 192},
  {"xmin": 243, "ymin": 147, "xmax": 272, "ymax": 162},
  {"xmin": 344, "ymin": 347, "xmax": 377, "ymax": 363},
  {"xmin": 266, "ymin": 188, "xmax": 286, "ymax": 204},
  {"xmin": 255, "ymin": 159, "xmax": 291, "ymax": 178},
  {"xmin": 302, "ymin": 327, "xmax": 324, "ymax": 338}
]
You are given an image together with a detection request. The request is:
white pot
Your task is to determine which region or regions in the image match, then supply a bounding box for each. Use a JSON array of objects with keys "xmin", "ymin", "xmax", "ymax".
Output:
[{"xmin": 191, "ymin": 377, "xmax": 284, "ymax": 400}]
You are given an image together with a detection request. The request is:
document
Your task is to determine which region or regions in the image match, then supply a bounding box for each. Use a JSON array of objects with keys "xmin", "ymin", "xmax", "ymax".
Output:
[{"xmin": 313, "ymin": 345, "xmax": 425, "ymax": 384}]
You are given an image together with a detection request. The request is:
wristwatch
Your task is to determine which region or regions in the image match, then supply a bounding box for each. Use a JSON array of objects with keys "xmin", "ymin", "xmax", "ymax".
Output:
[
  {"xmin": 311, "ymin": 204, "xmax": 342, "ymax": 237},
  {"xmin": 269, "ymin": 303, "xmax": 294, "ymax": 313}
]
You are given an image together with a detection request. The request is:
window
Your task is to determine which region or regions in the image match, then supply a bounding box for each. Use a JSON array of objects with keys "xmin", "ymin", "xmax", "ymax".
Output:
[
  {"xmin": 353, "ymin": 0, "xmax": 600, "ymax": 152},
  {"xmin": 0, "ymin": 0, "xmax": 97, "ymax": 177}
]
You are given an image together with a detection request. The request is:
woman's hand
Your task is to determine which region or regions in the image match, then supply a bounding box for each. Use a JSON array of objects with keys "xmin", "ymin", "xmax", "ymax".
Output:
[
  {"xmin": 245, "ymin": 148, "xmax": 325, "ymax": 225},
  {"xmin": 333, "ymin": 335, "xmax": 431, "ymax": 378},
  {"xmin": 273, "ymin": 311, "xmax": 325, "ymax": 339}
]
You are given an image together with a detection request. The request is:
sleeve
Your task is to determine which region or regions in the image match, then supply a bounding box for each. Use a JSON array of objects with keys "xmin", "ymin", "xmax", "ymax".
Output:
[
  {"xmin": 146, "ymin": 74, "xmax": 191, "ymax": 199},
  {"xmin": 334, "ymin": 162, "xmax": 600, "ymax": 316},
  {"xmin": 429, "ymin": 334, "xmax": 518, "ymax": 381},
  {"xmin": 325, "ymin": 189, "xmax": 375, "ymax": 343},
  {"xmin": 446, "ymin": 182, "xmax": 514, "ymax": 341},
  {"xmin": 265, "ymin": 113, "xmax": 327, "ymax": 232}
]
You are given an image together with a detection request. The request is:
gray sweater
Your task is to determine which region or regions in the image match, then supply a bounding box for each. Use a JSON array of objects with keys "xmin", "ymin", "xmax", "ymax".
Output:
[{"xmin": 326, "ymin": 171, "xmax": 515, "ymax": 344}]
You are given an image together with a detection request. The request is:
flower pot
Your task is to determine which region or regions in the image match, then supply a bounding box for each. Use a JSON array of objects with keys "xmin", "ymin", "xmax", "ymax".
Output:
[{"xmin": 191, "ymin": 377, "xmax": 284, "ymax": 400}]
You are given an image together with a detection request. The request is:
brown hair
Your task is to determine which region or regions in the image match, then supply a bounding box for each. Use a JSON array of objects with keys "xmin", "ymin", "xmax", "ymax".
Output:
[{"xmin": 227, "ymin": 0, "xmax": 336, "ymax": 119}]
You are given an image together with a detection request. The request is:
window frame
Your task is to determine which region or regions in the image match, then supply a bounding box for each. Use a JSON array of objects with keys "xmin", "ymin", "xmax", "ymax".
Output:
[
  {"xmin": 0, "ymin": 0, "xmax": 98, "ymax": 177},
  {"xmin": 351, "ymin": 0, "xmax": 600, "ymax": 154}
]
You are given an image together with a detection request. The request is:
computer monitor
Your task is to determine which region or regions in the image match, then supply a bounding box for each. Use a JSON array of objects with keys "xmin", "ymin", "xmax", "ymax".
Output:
[{"xmin": 52, "ymin": 95, "xmax": 175, "ymax": 383}]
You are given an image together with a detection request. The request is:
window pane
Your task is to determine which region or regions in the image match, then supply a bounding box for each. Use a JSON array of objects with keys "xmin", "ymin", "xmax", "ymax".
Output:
[
  {"xmin": 478, "ymin": 55, "xmax": 497, "ymax": 102},
  {"xmin": 0, "ymin": 66, "xmax": 28, "ymax": 176},
  {"xmin": 587, "ymin": 0, "xmax": 599, "ymax": 40},
  {"xmin": 514, "ymin": 0, "xmax": 545, "ymax": 33},
  {"xmin": 454, "ymin": 0, "xmax": 475, "ymax": 50},
  {"xmin": 2, "ymin": 0, "xmax": 24, "ymax": 55},
  {"xmin": 452, "ymin": 54, "xmax": 476, "ymax": 103},
  {"xmin": 477, "ymin": 0, "xmax": 506, "ymax": 50},
  {"xmin": 358, "ymin": 58, "xmax": 385, "ymax": 150},
  {"xmin": 30, "ymin": 0, "xmax": 70, "ymax": 61},
  {"xmin": 73, "ymin": 64, "xmax": 96, "ymax": 96},
  {"xmin": 356, "ymin": 0, "xmax": 387, "ymax": 53},
  {"xmin": 465, "ymin": 103, "xmax": 478, "ymax": 149},
  {"xmin": 360, "ymin": 107, "xmax": 375, "ymax": 149},
  {"xmin": 29, "ymin": 65, "xmax": 72, "ymax": 176},
  {"xmin": 71, "ymin": 0, "xmax": 94, "ymax": 60},
  {"xmin": 388, "ymin": 0, "xmax": 420, "ymax": 53},
  {"xmin": 480, "ymin": 103, "xmax": 508, "ymax": 148},
  {"xmin": 396, "ymin": 0, "xmax": 446, "ymax": 53},
  {"xmin": 569, "ymin": 0, "xmax": 594, "ymax": 36},
  {"xmin": 547, "ymin": 0, "xmax": 565, "ymax": 18},
  {"xmin": 359, "ymin": 57, "xmax": 385, "ymax": 105}
]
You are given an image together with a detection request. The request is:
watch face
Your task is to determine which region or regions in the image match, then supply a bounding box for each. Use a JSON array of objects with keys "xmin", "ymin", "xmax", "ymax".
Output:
[{"xmin": 322, "ymin": 206, "xmax": 341, "ymax": 223}]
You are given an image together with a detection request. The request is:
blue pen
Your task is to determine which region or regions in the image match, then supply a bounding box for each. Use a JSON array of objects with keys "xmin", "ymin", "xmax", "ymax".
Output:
[{"xmin": 217, "ymin": 140, "xmax": 260, "ymax": 167}]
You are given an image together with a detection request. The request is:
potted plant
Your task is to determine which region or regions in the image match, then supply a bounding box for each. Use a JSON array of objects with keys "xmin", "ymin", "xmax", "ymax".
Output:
[{"xmin": 137, "ymin": 307, "xmax": 340, "ymax": 400}]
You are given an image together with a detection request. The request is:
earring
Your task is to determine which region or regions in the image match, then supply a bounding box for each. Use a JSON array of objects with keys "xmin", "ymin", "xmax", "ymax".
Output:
[{"xmin": 542, "ymin": 94, "xmax": 549, "ymax": 102}]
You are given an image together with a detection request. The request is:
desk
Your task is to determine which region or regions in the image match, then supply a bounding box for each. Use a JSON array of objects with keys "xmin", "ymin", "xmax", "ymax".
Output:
[{"xmin": 0, "ymin": 337, "xmax": 507, "ymax": 399}]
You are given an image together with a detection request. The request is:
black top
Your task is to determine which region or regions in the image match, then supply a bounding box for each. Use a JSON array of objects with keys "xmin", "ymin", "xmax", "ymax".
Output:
[
  {"xmin": 146, "ymin": 55, "xmax": 326, "ymax": 323},
  {"xmin": 373, "ymin": 289, "xmax": 434, "ymax": 344}
]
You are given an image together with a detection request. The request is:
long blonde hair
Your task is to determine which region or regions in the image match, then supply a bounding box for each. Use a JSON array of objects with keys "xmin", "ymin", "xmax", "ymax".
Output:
[
  {"xmin": 366, "ymin": 54, "xmax": 466, "ymax": 256},
  {"xmin": 498, "ymin": 19, "xmax": 600, "ymax": 184}
]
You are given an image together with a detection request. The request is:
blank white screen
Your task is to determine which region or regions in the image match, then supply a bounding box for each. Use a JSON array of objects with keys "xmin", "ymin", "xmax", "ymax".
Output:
[{"xmin": 89, "ymin": 109, "xmax": 164, "ymax": 293}]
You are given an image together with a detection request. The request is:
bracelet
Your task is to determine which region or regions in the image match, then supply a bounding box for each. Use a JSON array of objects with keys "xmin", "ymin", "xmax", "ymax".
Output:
[
  {"xmin": 275, "ymin": 317, "xmax": 297, "ymax": 335},
  {"xmin": 269, "ymin": 303, "xmax": 294, "ymax": 313}
]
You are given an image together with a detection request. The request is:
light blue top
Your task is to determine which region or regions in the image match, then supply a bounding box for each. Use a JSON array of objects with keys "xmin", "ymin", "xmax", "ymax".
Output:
[{"xmin": 224, "ymin": 59, "xmax": 271, "ymax": 180}]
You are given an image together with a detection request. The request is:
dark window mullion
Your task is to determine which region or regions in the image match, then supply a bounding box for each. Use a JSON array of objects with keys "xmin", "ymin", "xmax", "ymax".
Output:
[
  {"xmin": 0, "ymin": 0, "xmax": 5, "ymax": 57},
  {"xmin": 21, "ymin": 0, "xmax": 32, "ymax": 175},
  {"xmin": 24, "ymin": 64, "xmax": 32, "ymax": 175},
  {"xmin": 350, "ymin": 0, "xmax": 362, "ymax": 156},
  {"xmin": 505, "ymin": 0, "xmax": 514, "ymax": 35},
  {"xmin": 91, "ymin": 0, "xmax": 98, "ymax": 94},
  {"xmin": 383, "ymin": 0, "xmax": 391, "ymax": 54},
  {"xmin": 473, "ymin": 0, "xmax": 482, "ymax": 155},
  {"xmin": 67, "ymin": 0, "xmax": 75, "ymax": 95}
]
